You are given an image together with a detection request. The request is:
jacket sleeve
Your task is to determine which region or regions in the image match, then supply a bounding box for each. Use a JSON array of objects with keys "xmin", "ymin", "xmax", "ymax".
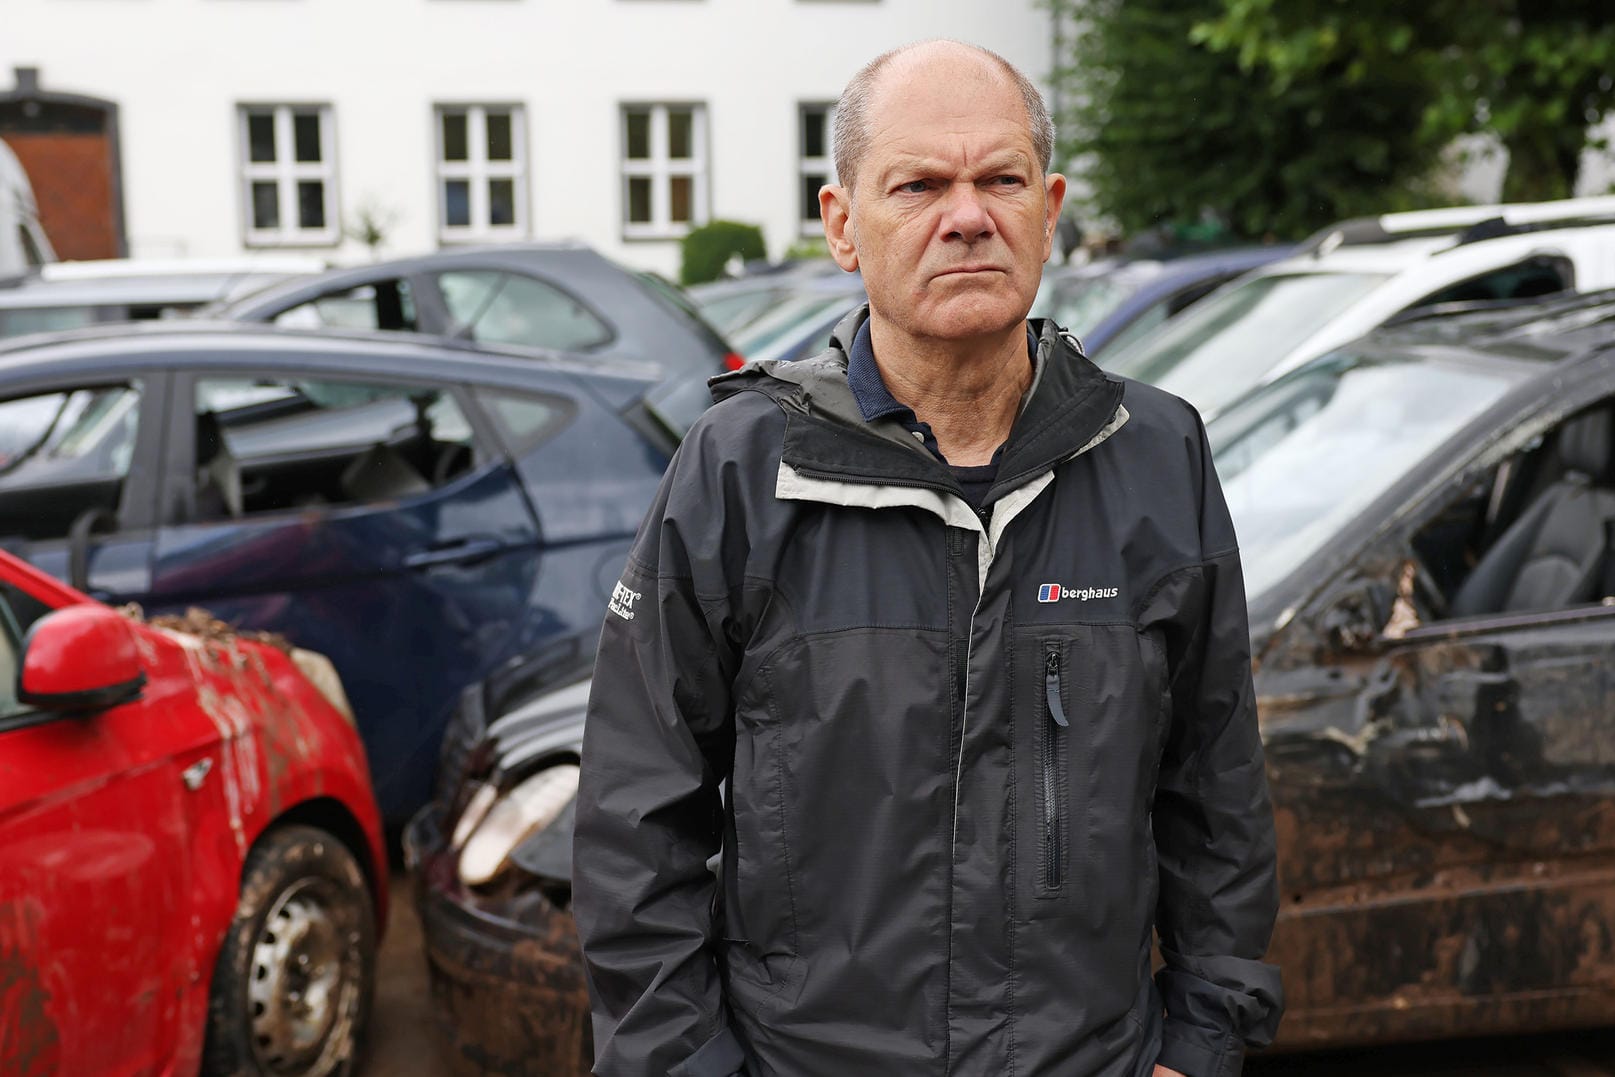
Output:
[
  {"xmin": 572, "ymin": 433, "xmax": 750, "ymax": 1077},
  {"xmin": 1152, "ymin": 414, "xmax": 1284, "ymax": 1077}
]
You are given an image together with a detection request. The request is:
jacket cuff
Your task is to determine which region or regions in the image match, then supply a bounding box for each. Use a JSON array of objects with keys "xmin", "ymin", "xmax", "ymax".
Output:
[
  {"xmin": 668, "ymin": 1025, "xmax": 747, "ymax": 1077},
  {"xmin": 1157, "ymin": 1023, "xmax": 1242, "ymax": 1077}
]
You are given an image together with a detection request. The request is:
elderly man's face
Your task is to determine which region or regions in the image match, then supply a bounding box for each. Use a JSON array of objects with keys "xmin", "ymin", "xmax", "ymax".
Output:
[{"xmin": 822, "ymin": 53, "xmax": 1065, "ymax": 344}]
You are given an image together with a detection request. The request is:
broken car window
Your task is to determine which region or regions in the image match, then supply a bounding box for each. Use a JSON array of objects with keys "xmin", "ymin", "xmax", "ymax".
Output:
[
  {"xmin": 0, "ymin": 385, "xmax": 142, "ymax": 542},
  {"xmin": 190, "ymin": 377, "xmax": 477, "ymax": 519},
  {"xmin": 1210, "ymin": 352, "xmax": 1526, "ymax": 602}
]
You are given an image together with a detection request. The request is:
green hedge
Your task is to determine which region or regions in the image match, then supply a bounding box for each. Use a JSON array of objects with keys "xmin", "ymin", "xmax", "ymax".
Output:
[{"xmin": 680, "ymin": 220, "xmax": 767, "ymax": 285}]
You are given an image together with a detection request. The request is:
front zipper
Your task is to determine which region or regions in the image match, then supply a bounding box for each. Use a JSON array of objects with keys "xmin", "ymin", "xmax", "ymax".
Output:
[{"xmin": 1042, "ymin": 648, "xmax": 1069, "ymax": 889}]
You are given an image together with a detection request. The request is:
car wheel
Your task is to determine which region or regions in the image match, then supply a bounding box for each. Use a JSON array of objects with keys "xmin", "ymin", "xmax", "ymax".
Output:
[{"xmin": 203, "ymin": 825, "xmax": 376, "ymax": 1077}]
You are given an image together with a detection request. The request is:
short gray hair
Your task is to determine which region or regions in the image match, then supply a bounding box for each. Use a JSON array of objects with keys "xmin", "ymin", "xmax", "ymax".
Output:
[{"xmin": 832, "ymin": 40, "xmax": 1056, "ymax": 192}]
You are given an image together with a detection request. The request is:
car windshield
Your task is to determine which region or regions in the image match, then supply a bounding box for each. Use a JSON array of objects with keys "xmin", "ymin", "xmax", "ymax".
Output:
[
  {"xmin": 643, "ymin": 375, "xmax": 711, "ymax": 444},
  {"xmin": 1105, "ymin": 271, "xmax": 1389, "ymax": 416},
  {"xmin": 693, "ymin": 286, "xmax": 789, "ymax": 336},
  {"xmin": 1032, "ymin": 273, "xmax": 1136, "ymax": 339},
  {"xmin": 1209, "ymin": 351, "xmax": 1530, "ymax": 602},
  {"xmin": 732, "ymin": 292, "xmax": 859, "ymax": 362}
]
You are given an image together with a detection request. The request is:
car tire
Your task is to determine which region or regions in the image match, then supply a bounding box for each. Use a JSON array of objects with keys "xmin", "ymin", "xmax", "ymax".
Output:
[{"xmin": 203, "ymin": 825, "xmax": 377, "ymax": 1077}]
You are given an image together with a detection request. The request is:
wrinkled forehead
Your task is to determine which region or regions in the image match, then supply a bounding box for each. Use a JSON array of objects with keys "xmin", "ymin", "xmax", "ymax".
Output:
[{"xmin": 864, "ymin": 50, "xmax": 1032, "ymax": 148}]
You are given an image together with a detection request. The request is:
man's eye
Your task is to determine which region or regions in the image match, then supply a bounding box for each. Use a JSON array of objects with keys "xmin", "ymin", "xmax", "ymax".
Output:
[
  {"xmin": 991, "ymin": 176, "xmax": 1024, "ymax": 187},
  {"xmin": 899, "ymin": 180, "xmax": 930, "ymax": 194}
]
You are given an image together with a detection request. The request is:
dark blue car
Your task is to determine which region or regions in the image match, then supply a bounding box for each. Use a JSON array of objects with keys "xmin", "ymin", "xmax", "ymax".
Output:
[{"xmin": 0, "ymin": 323, "xmax": 684, "ymax": 823}]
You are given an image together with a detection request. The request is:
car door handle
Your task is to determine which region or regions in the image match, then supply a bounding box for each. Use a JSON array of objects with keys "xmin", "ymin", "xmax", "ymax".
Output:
[{"xmin": 404, "ymin": 537, "xmax": 504, "ymax": 569}]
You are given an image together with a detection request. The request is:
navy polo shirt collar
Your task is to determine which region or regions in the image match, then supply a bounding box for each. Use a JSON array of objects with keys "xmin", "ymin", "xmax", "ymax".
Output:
[
  {"xmin": 844, "ymin": 319, "xmax": 1040, "ymax": 434},
  {"xmin": 846, "ymin": 319, "xmax": 913, "ymax": 423}
]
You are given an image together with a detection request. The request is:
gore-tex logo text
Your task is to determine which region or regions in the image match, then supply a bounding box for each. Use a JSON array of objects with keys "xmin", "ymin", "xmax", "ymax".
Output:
[
  {"xmin": 608, "ymin": 581, "xmax": 642, "ymax": 621},
  {"xmin": 1037, "ymin": 584, "xmax": 1119, "ymax": 603}
]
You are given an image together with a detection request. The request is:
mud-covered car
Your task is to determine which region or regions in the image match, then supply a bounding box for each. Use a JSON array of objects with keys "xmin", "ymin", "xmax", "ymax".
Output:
[
  {"xmin": 411, "ymin": 289, "xmax": 1615, "ymax": 1068},
  {"xmin": 404, "ymin": 653, "xmax": 593, "ymax": 1076},
  {"xmin": 0, "ymin": 549, "xmax": 387, "ymax": 1076}
]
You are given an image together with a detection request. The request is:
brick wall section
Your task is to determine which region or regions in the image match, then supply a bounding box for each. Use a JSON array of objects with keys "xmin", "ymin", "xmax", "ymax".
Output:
[{"xmin": 4, "ymin": 132, "xmax": 118, "ymax": 260}]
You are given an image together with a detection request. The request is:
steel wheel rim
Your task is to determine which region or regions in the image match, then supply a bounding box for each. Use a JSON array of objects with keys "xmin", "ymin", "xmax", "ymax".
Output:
[{"xmin": 246, "ymin": 874, "xmax": 362, "ymax": 1075}]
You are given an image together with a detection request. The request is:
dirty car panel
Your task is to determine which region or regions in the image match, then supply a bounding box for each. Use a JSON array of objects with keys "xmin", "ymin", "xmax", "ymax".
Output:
[
  {"xmin": 1238, "ymin": 294, "xmax": 1615, "ymax": 1047},
  {"xmin": 0, "ymin": 550, "xmax": 386, "ymax": 1076}
]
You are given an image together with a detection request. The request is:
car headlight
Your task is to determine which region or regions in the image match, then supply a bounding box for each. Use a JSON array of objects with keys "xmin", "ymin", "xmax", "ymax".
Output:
[{"xmin": 457, "ymin": 764, "xmax": 579, "ymax": 887}]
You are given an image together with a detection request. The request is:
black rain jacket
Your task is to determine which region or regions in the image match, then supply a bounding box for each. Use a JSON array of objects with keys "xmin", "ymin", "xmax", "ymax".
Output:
[{"xmin": 574, "ymin": 308, "xmax": 1283, "ymax": 1077}]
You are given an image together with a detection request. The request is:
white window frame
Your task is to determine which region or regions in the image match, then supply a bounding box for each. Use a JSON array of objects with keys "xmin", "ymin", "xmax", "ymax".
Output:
[
  {"xmin": 238, "ymin": 104, "xmax": 339, "ymax": 248},
  {"xmin": 435, "ymin": 103, "xmax": 529, "ymax": 243},
  {"xmin": 621, "ymin": 103, "xmax": 709, "ymax": 240},
  {"xmin": 798, "ymin": 102, "xmax": 837, "ymax": 236}
]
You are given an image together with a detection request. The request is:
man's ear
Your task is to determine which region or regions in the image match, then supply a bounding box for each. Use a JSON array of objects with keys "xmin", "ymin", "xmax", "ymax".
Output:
[
  {"xmin": 1041, "ymin": 172, "xmax": 1068, "ymax": 264},
  {"xmin": 820, "ymin": 184, "xmax": 860, "ymax": 272}
]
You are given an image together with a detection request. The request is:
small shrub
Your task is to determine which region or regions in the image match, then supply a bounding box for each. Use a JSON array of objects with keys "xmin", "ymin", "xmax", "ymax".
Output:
[
  {"xmin": 680, "ymin": 220, "xmax": 767, "ymax": 285},
  {"xmin": 784, "ymin": 237, "xmax": 830, "ymax": 261}
]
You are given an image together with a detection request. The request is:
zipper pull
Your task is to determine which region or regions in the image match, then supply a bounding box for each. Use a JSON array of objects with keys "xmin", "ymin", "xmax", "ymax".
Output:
[{"xmin": 1045, "ymin": 653, "xmax": 1069, "ymax": 727}]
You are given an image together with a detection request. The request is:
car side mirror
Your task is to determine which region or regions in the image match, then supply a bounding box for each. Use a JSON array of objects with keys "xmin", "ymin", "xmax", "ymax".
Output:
[{"xmin": 18, "ymin": 604, "xmax": 146, "ymax": 715}]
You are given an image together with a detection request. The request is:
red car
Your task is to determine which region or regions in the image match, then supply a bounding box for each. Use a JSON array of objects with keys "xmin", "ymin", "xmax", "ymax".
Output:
[{"xmin": 0, "ymin": 550, "xmax": 387, "ymax": 1076}]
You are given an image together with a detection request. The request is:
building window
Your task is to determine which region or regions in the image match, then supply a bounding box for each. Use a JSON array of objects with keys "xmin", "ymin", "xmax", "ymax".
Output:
[
  {"xmin": 621, "ymin": 104, "xmax": 708, "ymax": 240},
  {"xmin": 238, "ymin": 105, "xmax": 338, "ymax": 247},
  {"xmin": 435, "ymin": 104, "xmax": 528, "ymax": 242},
  {"xmin": 799, "ymin": 103, "xmax": 837, "ymax": 234}
]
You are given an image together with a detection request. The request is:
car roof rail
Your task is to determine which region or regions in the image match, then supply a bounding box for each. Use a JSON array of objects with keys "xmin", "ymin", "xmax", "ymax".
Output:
[{"xmin": 1297, "ymin": 195, "xmax": 1615, "ymax": 258}]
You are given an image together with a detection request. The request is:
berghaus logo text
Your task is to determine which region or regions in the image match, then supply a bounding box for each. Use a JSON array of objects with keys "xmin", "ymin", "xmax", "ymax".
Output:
[{"xmin": 1037, "ymin": 584, "xmax": 1119, "ymax": 603}]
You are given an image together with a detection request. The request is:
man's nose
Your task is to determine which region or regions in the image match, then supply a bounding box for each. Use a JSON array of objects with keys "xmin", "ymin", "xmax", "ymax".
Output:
[{"xmin": 940, "ymin": 182, "xmax": 995, "ymax": 242}]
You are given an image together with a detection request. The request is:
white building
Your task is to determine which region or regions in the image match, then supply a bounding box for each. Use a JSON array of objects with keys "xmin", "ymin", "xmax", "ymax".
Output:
[{"xmin": 1, "ymin": 0, "xmax": 1056, "ymax": 275}]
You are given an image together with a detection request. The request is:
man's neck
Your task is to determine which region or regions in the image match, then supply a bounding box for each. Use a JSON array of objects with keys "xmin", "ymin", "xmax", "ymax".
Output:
[{"xmin": 868, "ymin": 314, "xmax": 1033, "ymax": 467}]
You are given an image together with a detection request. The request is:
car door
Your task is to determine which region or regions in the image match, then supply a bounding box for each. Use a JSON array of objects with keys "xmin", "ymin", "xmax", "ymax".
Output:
[
  {"xmin": 1259, "ymin": 402, "xmax": 1615, "ymax": 1041},
  {"xmin": 145, "ymin": 368, "xmax": 542, "ymax": 822},
  {"xmin": 0, "ymin": 374, "xmax": 167, "ymax": 600},
  {"xmin": 1266, "ymin": 597, "xmax": 1615, "ymax": 1038},
  {"xmin": 0, "ymin": 578, "xmax": 199, "ymax": 1076}
]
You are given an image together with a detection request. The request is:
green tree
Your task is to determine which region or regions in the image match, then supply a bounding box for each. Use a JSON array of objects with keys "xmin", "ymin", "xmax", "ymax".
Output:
[
  {"xmin": 679, "ymin": 220, "xmax": 767, "ymax": 286},
  {"xmin": 1195, "ymin": 0, "xmax": 1615, "ymax": 201},
  {"xmin": 1049, "ymin": 0, "xmax": 1448, "ymax": 241}
]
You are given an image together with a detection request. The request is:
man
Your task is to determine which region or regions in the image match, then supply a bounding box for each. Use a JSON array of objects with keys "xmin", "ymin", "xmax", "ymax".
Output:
[{"xmin": 574, "ymin": 40, "xmax": 1283, "ymax": 1077}]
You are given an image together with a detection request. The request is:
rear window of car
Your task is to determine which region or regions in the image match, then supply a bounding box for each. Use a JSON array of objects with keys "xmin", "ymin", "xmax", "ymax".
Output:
[
  {"xmin": 630, "ymin": 269, "xmax": 735, "ymax": 361},
  {"xmin": 438, "ymin": 270, "xmax": 613, "ymax": 353}
]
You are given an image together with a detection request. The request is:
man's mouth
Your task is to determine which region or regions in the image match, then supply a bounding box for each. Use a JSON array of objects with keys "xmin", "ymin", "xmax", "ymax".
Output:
[{"xmin": 934, "ymin": 265, "xmax": 1005, "ymax": 278}]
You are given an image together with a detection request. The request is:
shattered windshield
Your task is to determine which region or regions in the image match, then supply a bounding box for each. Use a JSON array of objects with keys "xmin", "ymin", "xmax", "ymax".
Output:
[
  {"xmin": 1208, "ymin": 351, "xmax": 1529, "ymax": 602},
  {"xmin": 1105, "ymin": 271, "xmax": 1388, "ymax": 415}
]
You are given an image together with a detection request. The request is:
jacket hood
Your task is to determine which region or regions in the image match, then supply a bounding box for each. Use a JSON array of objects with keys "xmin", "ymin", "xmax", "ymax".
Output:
[{"xmin": 708, "ymin": 303, "xmax": 1126, "ymax": 508}]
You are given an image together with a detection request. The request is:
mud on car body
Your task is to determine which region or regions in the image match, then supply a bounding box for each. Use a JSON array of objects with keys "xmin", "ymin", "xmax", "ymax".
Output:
[
  {"xmin": 1218, "ymin": 287, "xmax": 1615, "ymax": 1047},
  {"xmin": 404, "ymin": 649, "xmax": 594, "ymax": 1077},
  {"xmin": 0, "ymin": 549, "xmax": 387, "ymax": 1077},
  {"xmin": 410, "ymin": 289, "xmax": 1615, "ymax": 1070}
]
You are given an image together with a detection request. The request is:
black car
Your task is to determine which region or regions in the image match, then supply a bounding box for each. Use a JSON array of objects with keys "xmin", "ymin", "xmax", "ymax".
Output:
[
  {"xmin": 0, "ymin": 321, "xmax": 689, "ymax": 824},
  {"xmin": 216, "ymin": 242, "xmax": 741, "ymax": 376},
  {"xmin": 409, "ymin": 289, "xmax": 1615, "ymax": 1069}
]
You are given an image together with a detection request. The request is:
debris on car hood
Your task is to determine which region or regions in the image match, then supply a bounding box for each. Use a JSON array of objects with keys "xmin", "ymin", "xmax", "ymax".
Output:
[{"xmin": 120, "ymin": 604, "xmax": 355, "ymax": 726}]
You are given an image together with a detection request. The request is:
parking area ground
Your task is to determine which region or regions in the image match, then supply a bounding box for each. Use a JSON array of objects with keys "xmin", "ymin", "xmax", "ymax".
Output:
[{"xmin": 366, "ymin": 872, "xmax": 441, "ymax": 1076}]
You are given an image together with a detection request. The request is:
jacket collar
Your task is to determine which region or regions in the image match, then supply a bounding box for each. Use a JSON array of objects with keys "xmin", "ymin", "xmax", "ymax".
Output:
[{"xmin": 710, "ymin": 304, "xmax": 1126, "ymax": 506}]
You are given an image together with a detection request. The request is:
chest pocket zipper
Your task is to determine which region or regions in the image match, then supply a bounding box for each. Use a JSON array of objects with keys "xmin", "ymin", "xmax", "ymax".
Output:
[{"xmin": 1043, "ymin": 649, "xmax": 1070, "ymax": 889}]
